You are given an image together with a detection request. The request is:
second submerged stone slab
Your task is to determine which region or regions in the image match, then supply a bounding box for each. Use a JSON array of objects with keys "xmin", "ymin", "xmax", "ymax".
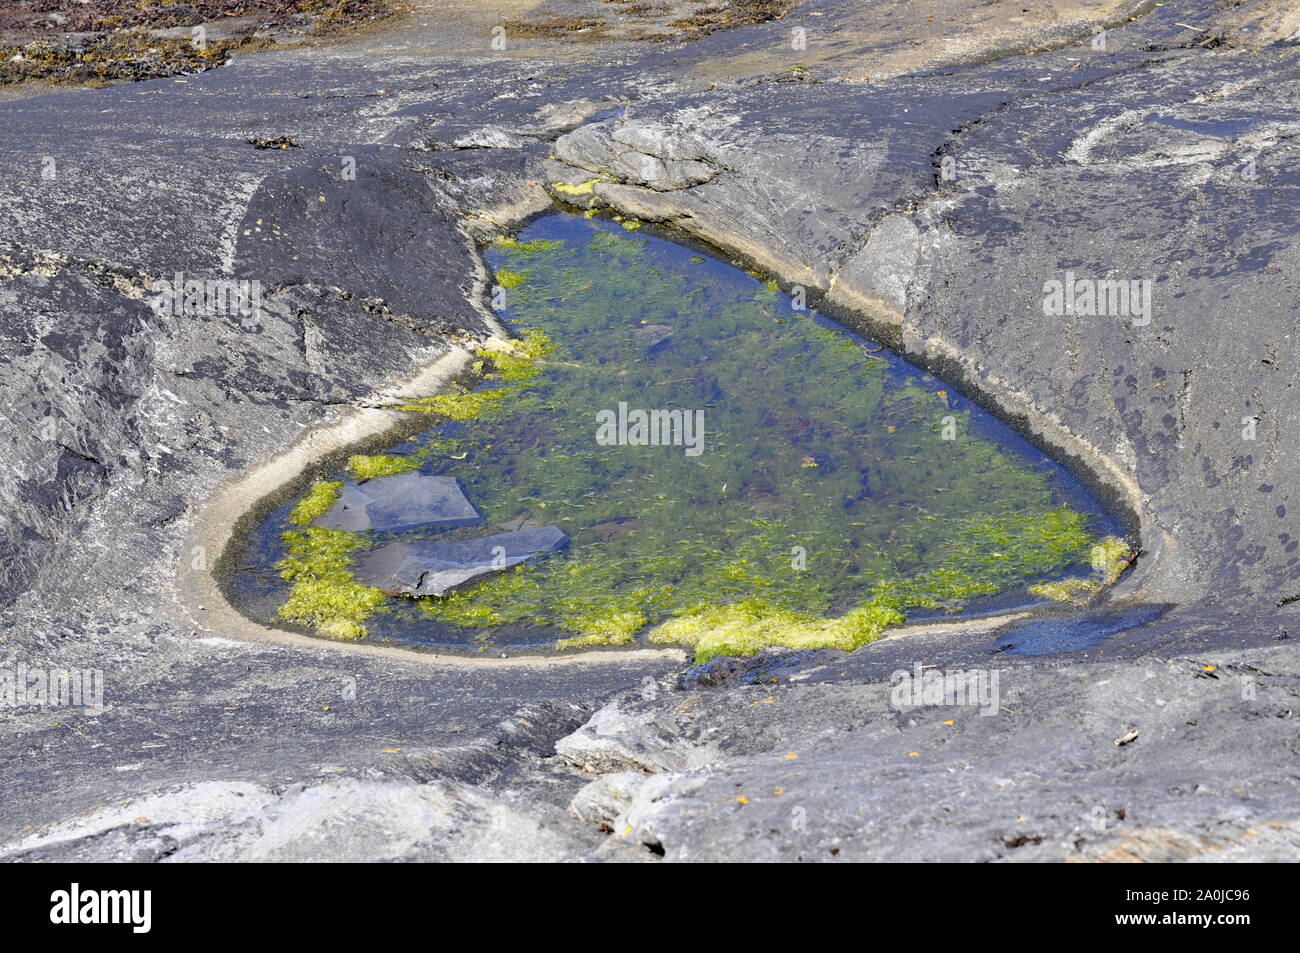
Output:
[
  {"xmin": 315, "ymin": 472, "xmax": 483, "ymax": 534},
  {"xmin": 354, "ymin": 527, "xmax": 569, "ymax": 597}
]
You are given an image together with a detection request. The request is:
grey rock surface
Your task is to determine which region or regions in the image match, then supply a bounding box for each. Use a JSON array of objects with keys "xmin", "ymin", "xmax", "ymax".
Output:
[
  {"xmin": 1, "ymin": 0, "xmax": 1299, "ymax": 862},
  {"xmin": 353, "ymin": 526, "xmax": 569, "ymax": 597},
  {"xmin": 315, "ymin": 472, "xmax": 483, "ymax": 534},
  {"xmin": 568, "ymin": 771, "xmax": 648, "ymax": 830},
  {"xmin": 552, "ymin": 634, "xmax": 1300, "ymax": 863},
  {"xmin": 554, "ymin": 700, "xmax": 697, "ymax": 775}
]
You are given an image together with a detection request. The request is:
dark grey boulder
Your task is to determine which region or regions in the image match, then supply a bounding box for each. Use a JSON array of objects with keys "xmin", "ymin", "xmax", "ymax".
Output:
[
  {"xmin": 354, "ymin": 526, "xmax": 569, "ymax": 597},
  {"xmin": 315, "ymin": 473, "xmax": 483, "ymax": 534}
]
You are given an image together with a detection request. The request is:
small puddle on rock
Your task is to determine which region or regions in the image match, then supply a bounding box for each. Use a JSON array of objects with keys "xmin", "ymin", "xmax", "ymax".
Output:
[
  {"xmin": 995, "ymin": 604, "xmax": 1169, "ymax": 657},
  {"xmin": 227, "ymin": 211, "xmax": 1130, "ymax": 661}
]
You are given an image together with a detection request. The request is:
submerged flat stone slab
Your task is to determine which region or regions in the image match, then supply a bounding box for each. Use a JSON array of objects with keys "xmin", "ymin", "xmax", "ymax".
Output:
[
  {"xmin": 354, "ymin": 527, "xmax": 569, "ymax": 597},
  {"xmin": 315, "ymin": 472, "xmax": 483, "ymax": 534}
]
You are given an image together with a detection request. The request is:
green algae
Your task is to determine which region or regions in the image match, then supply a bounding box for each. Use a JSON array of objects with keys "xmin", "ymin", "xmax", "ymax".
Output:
[
  {"xmin": 1030, "ymin": 535, "xmax": 1132, "ymax": 605},
  {"xmin": 554, "ymin": 608, "xmax": 646, "ymax": 651},
  {"xmin": 397, "ymin": 216, "xmax": 1120, "ymax": 660},
  {"xmin": 288, "ymin": 480, "xmax": 342, "ymax": 526},
  {"xmin": 494, "ymin": 268, "xmax": 528, "ymax": 289},
  {"xmin": 265, "ymin": 335, "xmax": 559, "ymax": 642},
  {"xmin": 493, "ymin": 238, "xmax": 566, "ymax": 257},
  {"xmin": 551, "ymin": 179, "xmax": 604, "ymax": 197},
  {"xmin": 648, "ymin": 600, "xmax": 906, "ymax": 663},
  {"xmin": 347, "ymin": 454, "xmax": 419, "ymax": 480},
  {"xmin": 1029, "ymin": 577, "xmax": 1101, "ymax": 604},
  {"xmin": 275, "ymin": 525, "xmax": 385, "ymax": 641},
  {"xmin": 395, "ymin": 330, "xmax": 553, "ymax": 421},
  {"xmin": 481, "ymin": 329, "xmax": 554, "ymax": 382},
  {"xmin": 396, "ymin": 388, "xmax": 514, "ymax": 421},
  {"xmin": 1093, "ymin": 535, "xmax": 1134, "ymax": 584}
]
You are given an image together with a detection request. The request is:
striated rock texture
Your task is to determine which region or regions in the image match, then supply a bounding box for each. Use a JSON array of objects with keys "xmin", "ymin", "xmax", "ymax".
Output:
[{"xmin": 1, "ymin": 0, "xmax": 1299, "ymax": 861}]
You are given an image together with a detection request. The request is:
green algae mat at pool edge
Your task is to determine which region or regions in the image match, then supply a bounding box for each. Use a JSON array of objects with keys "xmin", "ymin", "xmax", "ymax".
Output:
[{"xmin": 230, "ymin": 212, "xmax": 1131, "ymax": 662}]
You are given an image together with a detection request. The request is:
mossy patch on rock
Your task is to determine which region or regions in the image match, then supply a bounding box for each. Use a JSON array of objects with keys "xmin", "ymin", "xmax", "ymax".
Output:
[{"xmin": 551, "ymin": 179, "xmax": 604, "ymax": 197}]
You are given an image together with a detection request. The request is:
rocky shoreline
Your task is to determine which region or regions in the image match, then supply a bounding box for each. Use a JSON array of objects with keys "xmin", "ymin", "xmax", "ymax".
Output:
[
  {"xmin": 0, "ymin": 0, "xmax": 395, "ymax": 87},
  {"xmin": 1, "ymin": 0, "xmax": 1298, "ymax": 861}
]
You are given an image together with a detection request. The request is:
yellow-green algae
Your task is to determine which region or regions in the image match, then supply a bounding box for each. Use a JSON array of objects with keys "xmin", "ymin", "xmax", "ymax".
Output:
[
  {"xmin": 275, "ymin": 524, "xmax": 386, "ymax": 640},
  {"xmin": 494, "ymin": 268, "xmax": 528, "ymax": 289},
  {"xmin": 395, "ymin": 330, "xmax": 552, "ymax": 420},
  {"xmin": 648, "ymin": 601, "xmax": 905, "ymax": 663},
  {"xmin": 493, "ymin": 238, "xmax": 565, "ymax": 256},
  {"xmin": 269, "ymin": 337, "xmax": 556, "ymax": 641},
  {"xmin": 396, "ymin": 388, "xmax": 514, "ymax": 421},
  {"xmin": 288, "ymin": 480, "xmax": 342, "ymax": 526},
  {"xmin": 551, "ymin": 178, "xmax": 604, "ymax": 197},
  {"xmin": 276, "ymin": 480, "xmax": 385, "ymax": 640},
  {"xmin": 1029, "ymin": 535, "xmax": 1132, "ymax": 605},
  {"xmin": 555, "ymin": 608, "xmax": 646, "ymax": 651},
  {"xmin": 347, "ymin": 454, "xmax": 419, "ymax": 480}
]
